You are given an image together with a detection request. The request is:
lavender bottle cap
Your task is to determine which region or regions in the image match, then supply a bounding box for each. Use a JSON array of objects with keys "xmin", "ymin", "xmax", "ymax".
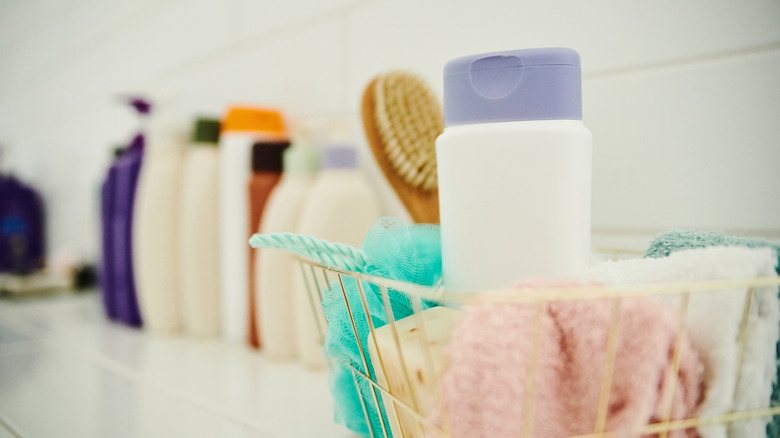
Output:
[
  {"xmin": 321, "ymin": 145, "xmax": 357, "ymax": 170},
  {"xmin": 443, "ymin": 47, "xmax": 582, "ymax": 126}
]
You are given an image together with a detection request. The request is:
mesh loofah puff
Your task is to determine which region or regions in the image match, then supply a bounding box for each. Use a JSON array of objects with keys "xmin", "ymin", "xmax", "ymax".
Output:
[
  {"xmin": 322, "ymin": 217, "xmax": 442, "ymax": 437},
  {"xmin": 250, "ymin": 217, "xmax": 443, "ymax": 437}
]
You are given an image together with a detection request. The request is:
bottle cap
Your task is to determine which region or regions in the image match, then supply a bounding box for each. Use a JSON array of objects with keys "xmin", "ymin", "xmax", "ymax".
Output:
[
  {"xmin": 443, "ymin": 48, "xmax": 582, "ymax": 126},
  {"xmin": 321, "ymin": 145, "xmax": 357, "ymax": 170},
  {"xmin": 191, "ymin": 118, "xmax": 221, "ymax": 144},
  {"xmin": 251, "ymin": 141, "xmax": 290, "ymax": 172},
  {"xmin": 222, "ymin": 106, "xmax": 286, "ymax": 135},
  {"xmin": 283, "ymin": 145, "xmax": 319, "ymax": 173}
]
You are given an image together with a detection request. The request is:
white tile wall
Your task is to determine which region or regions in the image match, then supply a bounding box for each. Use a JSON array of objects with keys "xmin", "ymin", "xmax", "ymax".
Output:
[{"xmin": 1, "ymin": 0, "xmax": 779, "ymax": 261}]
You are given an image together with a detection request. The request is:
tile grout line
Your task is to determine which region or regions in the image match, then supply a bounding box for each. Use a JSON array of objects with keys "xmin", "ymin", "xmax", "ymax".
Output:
[
  {"xmin": 0, "ymin": 408, "xmax": 23, "ymax": 438},
  {"xmin": 584, "ymin": 42, "xmax": 780, "ymax": 81},
  {"xmin": 0, "ymin": 305, "xmax": 287, "ymax": 438},
  {"xmin": 142, "ymin": 0, "xmax": 380, "ymax": 91},
  {"xmin": 59, "ymin": 343, "xmax": 287, "ymax": 438}
]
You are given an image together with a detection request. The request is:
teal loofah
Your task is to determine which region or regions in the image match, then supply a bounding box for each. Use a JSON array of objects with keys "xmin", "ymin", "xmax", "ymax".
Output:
[
  {"xmin": 644, "ymin": 230, "xmax": 780, "ymax": 437},
  {"xmin": 250, "ymin": 217, "xmax": 443, "ymax": 437}
]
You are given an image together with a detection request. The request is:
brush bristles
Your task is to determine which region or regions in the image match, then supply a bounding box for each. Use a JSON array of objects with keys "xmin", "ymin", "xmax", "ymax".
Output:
[{"xmin": 373, "ymin": 71, "xmax": 443, "ymax": 192}]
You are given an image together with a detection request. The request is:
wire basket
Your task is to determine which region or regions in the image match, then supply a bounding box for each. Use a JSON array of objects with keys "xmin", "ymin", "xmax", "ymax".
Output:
[{"xmin": 296, "ymin": 253, "xmax": 780, "ymax": 438}]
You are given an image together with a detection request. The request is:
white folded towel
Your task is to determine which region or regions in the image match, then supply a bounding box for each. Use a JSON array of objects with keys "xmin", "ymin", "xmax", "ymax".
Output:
[{"xmin": 579, "ymin": 246, "xmax": 779, "ymax": 438}]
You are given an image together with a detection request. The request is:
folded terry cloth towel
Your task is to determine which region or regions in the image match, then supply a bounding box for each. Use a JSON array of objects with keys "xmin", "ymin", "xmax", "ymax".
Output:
[
  {"xmin": 644, "ymin": 229, "xmax": 780, "ymax": 438},
  {"xmin": 438, "ymin": 280, "xmax": 704, "ymax": 438},
  {"xmin": 644, "ymin": 230, "xmax": 780, "ymax": 269},
  {"xmin": 580, "ymin": 246, "xmax": 780, "ymax": 438}
]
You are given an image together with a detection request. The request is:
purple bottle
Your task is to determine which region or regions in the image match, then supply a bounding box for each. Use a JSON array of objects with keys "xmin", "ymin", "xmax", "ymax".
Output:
[
  {"xmin": 111, "ymin": 135, "xmax": 144, "ymax": 326},
  {"xmin": 98, "ymin": 98, "xmax": 150, "ymax": 326},
  {"xmin": 98, "ymin": 147, "xmax": 124, "ymax": 319},
  {"xmin": 0, "ymin": 175, "xmax": 45, "ymax": 274}
]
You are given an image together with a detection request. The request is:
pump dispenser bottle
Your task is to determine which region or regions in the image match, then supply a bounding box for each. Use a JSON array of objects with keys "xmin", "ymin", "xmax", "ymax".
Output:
[
  {"xmin": 102, "ymin": 98, "xmax": 150, "ymax": 327},
  {"xmin": 436, "ymin": 48, "xmax": 592, "ymax": 289}
]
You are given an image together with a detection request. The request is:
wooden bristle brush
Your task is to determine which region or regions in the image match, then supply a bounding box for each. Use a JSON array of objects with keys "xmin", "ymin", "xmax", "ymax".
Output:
[{"xmin": 361, "ymin": 71, "xmax": 443, "ymax": 224}]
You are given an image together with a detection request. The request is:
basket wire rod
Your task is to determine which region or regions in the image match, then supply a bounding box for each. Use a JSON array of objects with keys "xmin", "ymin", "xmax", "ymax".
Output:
[
  {"xmin": 351, "ymin": 367, "xmax": 378, "ymax": 438},
  {"xmin": 321, "ymin": 267, "xmax": 333, "ymax": 292},
  {"xmin": 594, "ymin": 297, "xmax": 623, "ymax": 434},
  {"xmin": 731, "ymin": 286, "xmax": 755, "ymax": 406},
  {"xmin": 379, "ymin": 283, "xmax": 425, "ymax": 434},
  {"xmin": 299, "ymin": 262, "xmax": 326, "ymax": 343},
  {"xmin": 336, "ymin": 273, "xmax": 391, "ymax": 438},
  {"xmin": 355, "ymin": 279, "xmax": 403, "ymax": 436},
  {"xmin": 473, "ymin": 276, "xmax": 780, "ymax": 306},
  {"xmin": 316, "ymin": 267, "xmax": 334, "ymax": 338},
  {"xmin": 350, "ymin": 364, "xmax": 452, "ymax": 437},
  {"xmin": 352, "ymin": 277, "xmax": 393, "ymax": 438},
  {"xmin": 521, "ymin": 301, "xmax": 546, "ymax": 438},
  {"xmin": 410, "ymin": 295, "xmax": 452, "ymax": 437},
  {"xmin": 658, "ymin": 292, "xmax": 691, "ymax": 438},
  {"xmin": 568, "ymin": 405, "xmax": 780, "ymax": 438}
]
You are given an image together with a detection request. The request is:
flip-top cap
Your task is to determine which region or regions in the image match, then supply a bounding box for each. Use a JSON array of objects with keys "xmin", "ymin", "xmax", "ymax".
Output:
[{"xmin": 443, "ymin": 48, "xmax": 582, "ymax": 126}]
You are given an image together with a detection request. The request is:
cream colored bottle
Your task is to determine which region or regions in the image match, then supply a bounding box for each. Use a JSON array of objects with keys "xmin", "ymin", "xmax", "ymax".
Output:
[
  {"xmin": 293, "ymin": 145, "xmax": 382, "ymax": 368},
  {"xmin": 178, "ymin": 118, "xmax": 221, "ymax": 336},
  {"xmin": 133, "ymin": 123, "xmax": 186, "ymax": 333},
  {"xmin": 255, "ymin": 144, "xmax": 319, "ymax": 359}
]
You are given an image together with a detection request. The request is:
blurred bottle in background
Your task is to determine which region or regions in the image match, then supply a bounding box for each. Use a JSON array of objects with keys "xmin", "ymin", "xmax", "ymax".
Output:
[
  {"xmin": 98, "ymin": 146, "xmax": 125, "ymax": 318},
  {"xmin": 178, "ymin": 118, "xmax": 222, "ymax": 337},
  {"xmin": 100, "ymin": 98, "xmax": 150, "ymax": 327},
  {"xmin": 133, "ymin": 116, "xmax": 186, "ymax": 333},
  {"xmin": 0, "ymin": 169, "xmax": 45, "ymax": 275},
  {"xmin": 293, "ymin": 144, "xmax": 382, "ymax": 367},
  {"xmin": 247, "ymin": 139, "xmax": 289, "ymax": 348},
  {"xmin": 255, "ymin": 140, "xmax": 319, "ymax": 360},
  {"xmin": 219, "ymin": 106, "xmax": 287, "ymax": 344}
]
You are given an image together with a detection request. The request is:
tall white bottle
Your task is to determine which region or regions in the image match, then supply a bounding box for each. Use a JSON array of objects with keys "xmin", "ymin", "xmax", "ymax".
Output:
[
  {"xmin": 178, "ymin": 118, "xmax": 221, "ymax": 337},
  {"xmin": 436, "ymin": 48, "xmax": 592, "ymax": 290},
  {"xmin": 294, "ymin": 145, "xmax": 382, "ymax": 368},
  {"xmin": 218, "ymin": 106, "xmax": 287, "ymax": 343},
  {"xmin": 133, "ymin": 122, "xmax": 186, "ymax": 332},
  {"xmin": 255, "ymin": 144, "xmax": 319, "ymax": 359}
]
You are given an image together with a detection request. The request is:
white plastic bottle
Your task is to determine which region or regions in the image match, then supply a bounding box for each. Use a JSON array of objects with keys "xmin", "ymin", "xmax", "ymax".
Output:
[
  {"xmin": 255, "ymin": 144, "xmax": 319, "ymax": 360},
  {"xmin": 133, "ymin": 123, "xmax": 186, "ymax": 332},
  {"xmin": 178, "ymin": 118, "xmax": 221, "ymax": 337},
  {"xmin": 218, "ymin": 106, "xmax": 287, "ymax": 343},
  {"xmin": 436, "ymin": 48, "xmax": 592, "ymax": 290},
  {"xmin": 294, "ymin": 145, "xmax": 382, "ymax": 368}
]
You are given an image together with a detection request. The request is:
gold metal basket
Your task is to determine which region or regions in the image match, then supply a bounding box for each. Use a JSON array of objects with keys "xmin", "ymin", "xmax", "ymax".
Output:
[{"xmin": 296, "ymin": 253, "xmax": 780, "ymax": 438}]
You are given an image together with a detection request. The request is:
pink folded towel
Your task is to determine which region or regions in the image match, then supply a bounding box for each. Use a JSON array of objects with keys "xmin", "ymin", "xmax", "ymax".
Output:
[{"xmin": 439, "ymin": 285, "xmax": 704, "ymax": 438}]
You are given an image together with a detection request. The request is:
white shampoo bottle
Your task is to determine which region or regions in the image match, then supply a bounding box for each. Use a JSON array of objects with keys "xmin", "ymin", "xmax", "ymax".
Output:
[
  {"xmin": 294, "ymin": 145, "xmax": 382, "ymax": 368},
  {"xmin": 178, "ymin": 118, "xmax": 221, "ymax": 337},
  {"xmin": 218, "ymin": 106, "xmax": 287, "ymax": 343},
  {"xmin": 255, "ymin": 144, "xmax": 319, "ymax": 359},
  {"xmin": 436, "ymin": 48, "xmax": 592, "ymax": 290}
]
